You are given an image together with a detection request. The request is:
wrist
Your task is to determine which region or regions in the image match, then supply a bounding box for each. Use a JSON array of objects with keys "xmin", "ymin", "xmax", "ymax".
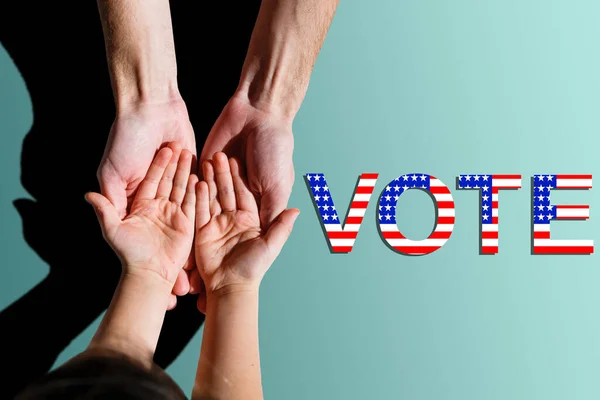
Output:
[
  {"xmin": 207, "ymin": 282, "xmax": 260, "ymax": 302},
  {"xmin": 114, "ymin": 82, "xmax": 184, "ymax": 115}
]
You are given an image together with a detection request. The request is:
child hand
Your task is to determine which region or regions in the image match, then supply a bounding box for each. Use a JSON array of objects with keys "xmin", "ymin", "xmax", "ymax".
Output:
[
  {"xmin": 193, "ymin": 152, "xmax": 299, "ymax": 303},
  {"xmin": 86, "ymin": 145, "xmax": 197, "ymax": 294}
]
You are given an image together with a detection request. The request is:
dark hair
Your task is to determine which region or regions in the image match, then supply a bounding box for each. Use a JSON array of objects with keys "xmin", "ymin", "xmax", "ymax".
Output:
[{"xmin": 16, "ymin": 350, "xmax": 187, "ymax": 400}]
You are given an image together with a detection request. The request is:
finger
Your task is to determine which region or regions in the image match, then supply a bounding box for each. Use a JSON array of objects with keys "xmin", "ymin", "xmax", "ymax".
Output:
[
  {"xmin": 213, "ymin": 152, "xmax": 236, "ymax": 212},
  {"xmin": 182, "ymin": 174, "xmax": 198, "ymax": 219},
  {"xmin": 172, "ymin": 269, "xmax": 190, "ymax": 296},
  {"xmin": 202, "ymin": 160, "xmax": 221, "ymax": 216},
  {"xmin": 167, "ymin": 294, "xmax": 177, "ymax": 311},
  {"xmin": 136, "ymin": 147, "xmax": 173, "ymax": 200},
  {"xmin": 188, "ymin": 269, "xmax": 203, "ymax": 294},
  {"xmin": 229, "ymin": 157, "xmax": 258, "ymax": 213},
  {"xmin": 85, "ymin": 192, "xmax": 121, "ymax": 238},
  {"xmin": 157, "ymin": 143, "xmax": 182, "ymax": 199},
  {"xmin": 170, "ymin": 150, "xmax": 193, "ymax": 205},
  {"xmin": 98, "ymin": 163, "xmax": 128, "ymax": 219},
  {"xmin": 183, "ymin": 248, "xmax": 196, "ymax": 271},
  {"xmin": 195, "ymin": 181, "xmax": 211, "ymax": 228},
  {"xmin": 259, "ymin": 187, "xmax": 293, "ymax": 230},
  {"xmin": 264, "ymin": 208, "xmax": 300, "ymax": 256}
]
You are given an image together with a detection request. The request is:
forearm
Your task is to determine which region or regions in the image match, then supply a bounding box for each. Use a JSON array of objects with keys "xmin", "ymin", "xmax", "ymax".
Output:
[
  {"xmin": 88, "ymin": 271, "xmax": 172, "ymax": 369},
  {"xmin": 193, "ymin": 287, "xmax": 262, "ymax": 400},
  {"xmin": 97, "ymin": 0, "xmax": 180, "ymax": 110},
  {"xmin": 237, "ymin": 0, "xmax": 339, "ymax": 120}
]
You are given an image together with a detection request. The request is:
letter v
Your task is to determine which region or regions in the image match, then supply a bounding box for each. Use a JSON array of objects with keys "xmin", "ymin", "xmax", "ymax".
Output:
[{"xmin": 306, "ymin": 173, "xmax": 379, "ymax": 253}]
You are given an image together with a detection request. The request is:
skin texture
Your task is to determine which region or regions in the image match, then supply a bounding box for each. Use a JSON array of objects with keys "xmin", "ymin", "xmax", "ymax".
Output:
[
  {"xmin": 87, "ymin": 145, "xmax": 197, "ymax": 309},
  {"xmin": 192, "ymin": 153, "xmax": 299, "ymax": 399},
  {"xmin": 84, "ymin": 146, "xmax": 197, "ymax": 365}
]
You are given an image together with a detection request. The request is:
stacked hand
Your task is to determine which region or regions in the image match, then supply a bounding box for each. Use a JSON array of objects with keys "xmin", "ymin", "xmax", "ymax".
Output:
[{"xmin": 88, "ymin": 145, "xmax": 298, "ymax": 312}]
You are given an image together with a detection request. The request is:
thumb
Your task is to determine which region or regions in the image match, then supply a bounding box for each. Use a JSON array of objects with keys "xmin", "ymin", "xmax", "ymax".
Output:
[
  {"xmin": 98, "ymin": 167, "xmax": 129, "ymax": 219},
  {"xmin": 264, "ymin": 208, "xmax": 300, "ymax": 257},
  {"xmin": 85, "ymin": 192, "xmax": 121, "ymax": 238},
  {"xmin": 259, "ymin": 190, "xmax": 292, "ymax": 230}
]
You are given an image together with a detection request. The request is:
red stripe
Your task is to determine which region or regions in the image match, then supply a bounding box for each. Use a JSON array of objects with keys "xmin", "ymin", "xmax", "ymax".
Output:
[
  {"xmin": 481, "ymin": 246, "xmax": 498, "ymax": 253},
  {"xmin": 327, "ymin": 232, "xmax": 357, "ymax": 239},
  {"xmin": 393, "ymin": 246, "xmax": 441, "ymax": 254},
  {"xmin": 481, "ymin": 231, "xmax": 498, "ymax": 239},
  {"xmin": 555, "ymin": 216, "xmax": 588, "ymax": 220},
  {"xmin": 492, "ymin": 201, "xmax": 498, "ymax": 208},
  {"xmin": 492, "ymin": 187, "xmax": 499, "ymax": 194},
  {"xmin": 345, "ymin": 217, "xmax": 363, "ymax": 224},
  {"xmin": 436, "ymin": 201, "xmax": 455, "ymax": 208},
  {"xmin": 361, "ymin": 173, "xmax": 379, "ymax": 179},
  {"xmin": 332, "ymin": 246, "xmax": 353, "ymax": 253},
  {"xmin": 350, "ymin": 201, "xmax": 369, "ymax": 208},
  {"xmin": 496, "ymin": 186, "xmax": 521, "ymax": 189},
  {"xmin": 437, "ymin": 217, "xmax": 455, "ymax": 224},
  {"xmin": 533, "ymin": 231, "xmax": 550, "ymax": 239},
  {"xmin": 492, "ymin": 217, "xmax": 498, "ymax": 224},
  {"xmin": 382, "ymin": 231, "xmax": 406, "ymax": 239},
  {"xmin": 534, "ymin": 246, "xmax": 594, "ymax": 254},
  {"xmin": 556, "ymin": 205, "xmax": 589, "ymax": 209},
  {"xmin": 556, "ymin": 174, "xmax": 592, "ymax": 179},
  {"xmin": 429, "ymin": 231, "xmax": 452, "ymax": 239},
  {"xmin": 429, "ymin": 186, "xmax": 451, "ymax": 194},
  {"xmin": 355, "ymin": 186, "xmax": 374, "ymax": 194},
  {"xmin": 493, "ymin": 174, "xmax": 521, "ymax": 179}
]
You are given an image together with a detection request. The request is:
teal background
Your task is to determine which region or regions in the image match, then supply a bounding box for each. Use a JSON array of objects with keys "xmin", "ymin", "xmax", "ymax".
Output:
[{"xmin": 1, "ymin": 0, "xmax": 600, "ymax": 398}]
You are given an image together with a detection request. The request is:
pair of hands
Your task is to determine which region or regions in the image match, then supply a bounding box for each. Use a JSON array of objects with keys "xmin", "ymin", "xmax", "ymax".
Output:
[
  {"xmin": 96, "ymin": 94, "xmax": 295, "ymax": 308},
  {"xmin": 87, "ymin": 145, "xmax": 299, "ymax": 312}
]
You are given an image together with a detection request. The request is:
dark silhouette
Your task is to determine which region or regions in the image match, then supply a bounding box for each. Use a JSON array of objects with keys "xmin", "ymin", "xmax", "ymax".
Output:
[{"xmin": 0, "ymin": 1, "xmax": 260, "ymax": 398}]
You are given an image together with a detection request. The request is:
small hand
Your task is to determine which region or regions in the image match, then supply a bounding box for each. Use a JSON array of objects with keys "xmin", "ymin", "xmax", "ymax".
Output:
[
  {"xmin": 87, "ymin": 146, "xmax": 198, "ymax": 310},
  {"xmin": 192, "ymin": 152, "xmax": 299, "ymax": 312},
  {"xmin": 200, "ymin": 95, "xmax": 294, "ymax": 230}
]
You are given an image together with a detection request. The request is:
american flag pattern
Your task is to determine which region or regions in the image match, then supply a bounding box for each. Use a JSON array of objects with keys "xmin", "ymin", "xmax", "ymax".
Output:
[
  {"xmin": 306, "ymin": 173, "xmax": 379, "ymax": 253},
  {"xmin": 458, "ymin": 174, "xmax": 521, "ymax": 254},
  {"xmin": 378, "ymin": 174, "xmax": 454, "ymax": 255},
  {"xmin": 532, "ymin": 174, "xmax": 593, "ymax": 254}
]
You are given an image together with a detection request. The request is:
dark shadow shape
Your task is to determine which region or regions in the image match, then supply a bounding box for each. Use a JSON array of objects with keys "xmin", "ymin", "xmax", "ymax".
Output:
[
  {"xmin": 303, "ymin": 174, "xmax": 365, "ymax": 254},
  {"xmin": 375, "ymin": 175, "xmax": 442, "ymax": 257},
  {"xmin": 0, "ymin": 1, "xmax": 260, "ymax": 398}
]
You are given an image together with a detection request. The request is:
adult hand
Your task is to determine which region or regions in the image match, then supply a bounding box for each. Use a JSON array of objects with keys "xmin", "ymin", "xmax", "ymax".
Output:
[
  {"xmin": 98, "ymin": 100, "xmax": 196, "ymax": 219},
  {"xmin": 200, "ymin": 94, "xmax": 295, "ymax": 230}
]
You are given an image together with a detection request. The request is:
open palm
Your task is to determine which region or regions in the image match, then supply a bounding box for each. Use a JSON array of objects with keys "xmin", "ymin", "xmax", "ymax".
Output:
[
  {"xmin": 193, "ymin": 153, "xmax": 299, "ymax": 308},
  {"xmin": 87, "ymin": 146, "xmax": 197, "ymax": 308}
]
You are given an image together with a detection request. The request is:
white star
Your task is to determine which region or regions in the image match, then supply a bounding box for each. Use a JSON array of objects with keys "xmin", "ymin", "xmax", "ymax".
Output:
[
  {"xmin": 378, "ymin": 214, "xmax": 383, "ymax": 220},
  {"xmin": 538, "ymin": 214, "xmax": 544, "ymax": 220},
  {"xmin": 402, "ymin": 185, "xmax": 409, "ymax": 191},
  {"xmin": 547, "ymin": 205, "xmax": 553, "ymax": 211},
  {"xmin": 322, "ymin": 195, "xmax": 330, "ymax": 201},
  {"xmin": 386, "ymin": 185, "xmax": 391, "ymax": 192},
  {"xmin": 537, "ymin": 185, "xmax": 544, "ymax": 191},
  {"xmin": 332, "ymin": 206, "xmax": 336, "ymax": 211},
  {"xmin": 306, "ymin": 174, "xmax": 312, "ymax": 181},
  {"xmin": 482, "ymin": 175, "xmax": 489, "ymax": 181},
  {"xmin": 394, "ymin": 195, "xmax": 400, "ymax": 201},
  {"xmin": 385, "ymin": 214, "xmax": 392, "ymax": 220},
  {"xmin": 482, "ymin": 214, "xmax": 489, "ymax": 221},
  {"xmin": 465, "ymin": 184, "xmax": 471, "ymax": 189},
  {"xmin": 323, "ymin": 185, "xmax": 329, "ymax": 192},
  {"xmin": 394, "ymin": 185, "xmax": 400, "ymax": 191},
  {"xmin": 332, "ymin": 214, "xmax": 338, "ymax": 220},
  {"xmin": 546, "ymin": 186, "xmax": 553, "ymax": 191},
  {"xmin": 474, "ymin": 175, "xmax": 480, "ymax": 181},
  {"xmin": 378, "ymin": 205, "xmax": 382, "ymax": 211},
  {"xmin": 465, "ymin": 175, "xmax": 471, "ymax": 181},
  {"xmin": 537, "ymin": 195, "xmax": 544, "ymax": 201},
  {"xmin": 322, "ymin": 205, "xmax": 330, "ymax": 211},
  {"xmin": 537, "ymin": 205, "xmax": 544, "ymax": 211},
  {"xmin": 482, "ymin": 204, "xmax": 489, "ymax": 211},
  {"xmin": 546, "ymin": 175, "xmax": 553, "ymax": 181},
  {"xmin": 323, "ymin": 214, "xmax": 329, "ymax": 220},
  {"xmin": 420, "ymin": 174, "xmax": 427, "ymax": 181},
  {"xmin": 314, "ymin": 175, "xmax": 321, "ymax": 181},
  {"xmin": 411, "ymin": 174, "xmax": 418, "ymax": 181},
  {"xmin": 535, "ymin": 175, "xmax": 541, "ymax": 181},
  {"xmin": 385, "ymin": 205, "xmax": 392, "ymax": 211},
  {"xmin": 402, "ymin": 175, "xmax": 409, "ymax": 181},
  {"xmin": 385, "ymin": 195, "xmax": 392, "ymax": 201},
  {"xmin": 314, "ymin": 185, "xmax": 321, "ymax": 192},
  {"xmin": 545, "ymin": 214, "xmax": 551, "ymax": 220},
  {"xmin": 540, "ymin": 175, "xmax": 546, "ymax": 181},
  {"xmin": 314, "ymin": 195, "xmax": 321, "ymax": 201},
  {"xmin": 482, "ymin": 195, "xmax": 489, "ymax": 201},
  {"xmin": 421, "ymin": 185, "xmax": 426, "ymax": 189},
  {"xmin": 482, "ymin": 185, "xmax": 489, "ymax": 192}
]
